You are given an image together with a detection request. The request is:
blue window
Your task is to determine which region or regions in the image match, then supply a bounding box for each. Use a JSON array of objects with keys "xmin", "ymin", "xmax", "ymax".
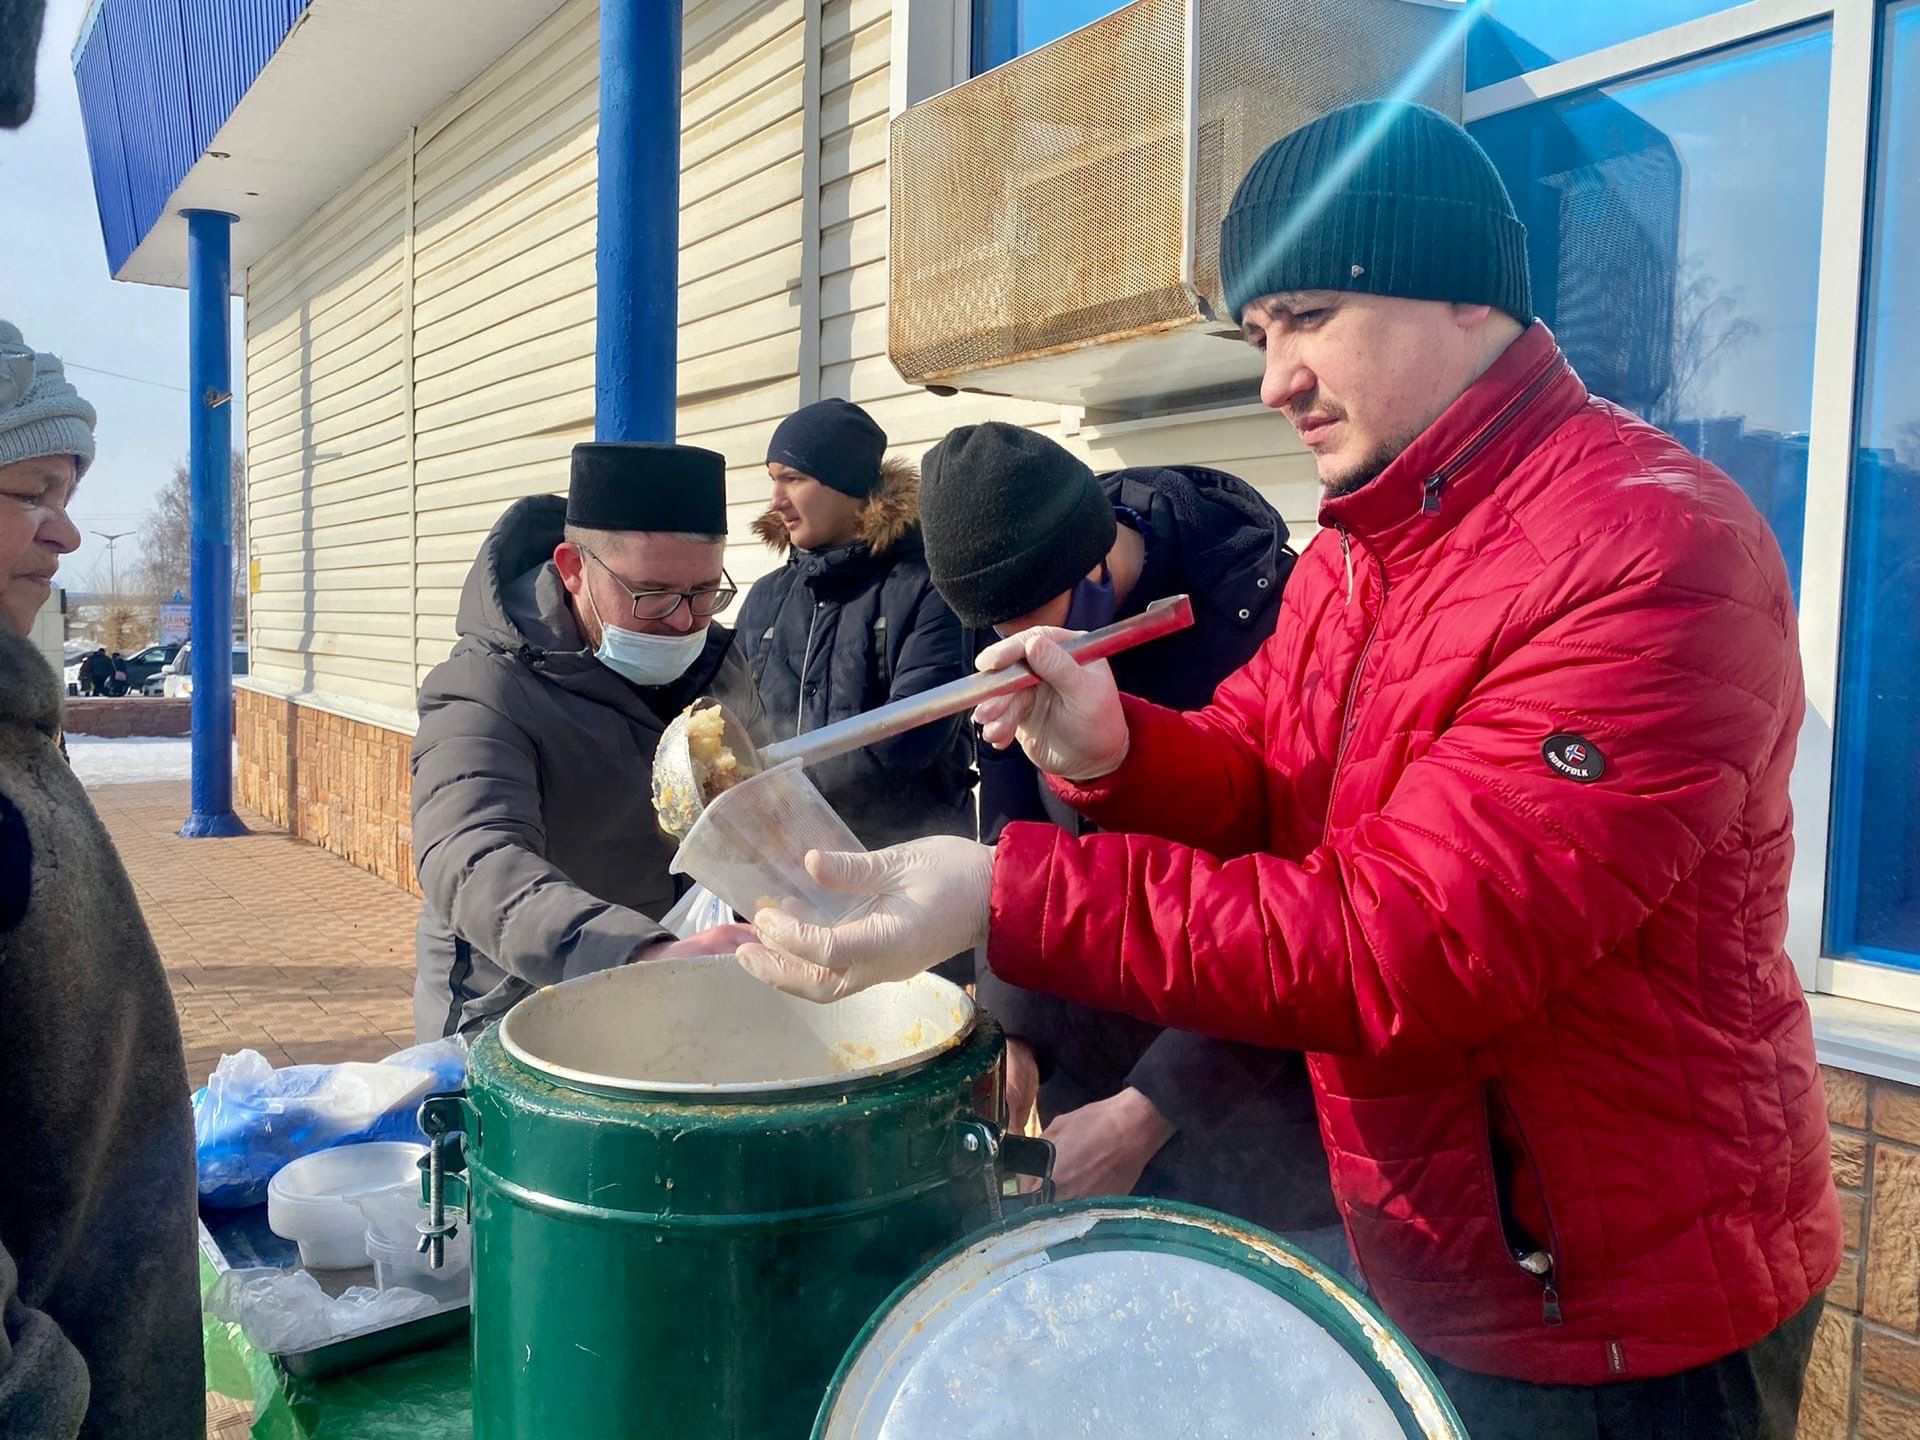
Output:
[
  {"xmin": 1471, "ymin": 27, "xmax": 1832, "ymax": 594},
  {"xmin": 1828, "ymin": 0, "xmax": 1920, "ymax": 972},
  {"xmin": 972, "ymin": 0, "xmax": 1131, "ymax": 73},
  {"xmin": 1467, "ymin": 1, "xmax": 1750, "ymax": 88}
]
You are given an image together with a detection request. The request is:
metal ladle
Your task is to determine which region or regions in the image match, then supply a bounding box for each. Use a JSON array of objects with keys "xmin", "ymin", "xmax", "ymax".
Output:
[{"xmin": 652, "ymin": 594, "xmax": 1196, "ymax": 839}]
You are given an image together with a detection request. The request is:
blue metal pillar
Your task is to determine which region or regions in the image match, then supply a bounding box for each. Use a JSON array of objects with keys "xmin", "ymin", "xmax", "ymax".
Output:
[
  {"xmin": 180, "ymin": 208, "xmax": 247, "ymax": 838},
  {"xmin": 595, "ymin": 0, "xmax": 681, "ymax": 441}
]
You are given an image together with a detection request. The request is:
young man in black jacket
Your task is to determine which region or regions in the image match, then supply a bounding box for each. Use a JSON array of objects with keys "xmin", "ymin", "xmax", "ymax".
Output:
[
  {"xmin": 919, "ymin": 421, "xmax": 1345, "ymax": 1272},
  {"xmin": 736, "ymin": 399, "xmax": 975, "ymax": 854}
]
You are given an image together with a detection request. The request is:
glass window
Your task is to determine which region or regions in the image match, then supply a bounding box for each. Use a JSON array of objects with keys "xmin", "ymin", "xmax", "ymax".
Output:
[
  {"xmin": 1471, "ymin": 26, "xmax": 1831, "ymax": 593},
  {"xmin": 1828, "ymin": 0, "xmax": 1920, "ymax": 972},
  {"xmin": 972, "ymin": 0, "xmax": 1131, "ymax": 73},
  {"xmin": 1467, "ymin": 1, "xmax": 1750, "ymax": 88}
]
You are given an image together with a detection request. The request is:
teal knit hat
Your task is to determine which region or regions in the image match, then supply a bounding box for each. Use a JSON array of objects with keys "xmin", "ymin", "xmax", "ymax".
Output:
[
  {"xmin": 0, "ymin": 320, "xmax": 96, "ymax": 477},
  {"xmin": 1219, "ymin": 101, "xmax": 1532, "ymax": 327}
]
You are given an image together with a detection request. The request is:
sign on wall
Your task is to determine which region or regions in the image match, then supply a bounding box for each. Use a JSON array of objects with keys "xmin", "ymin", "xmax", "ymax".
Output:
[{"xmin": 159, "ymin": 591, "xmax": 190, "ymax": 644}]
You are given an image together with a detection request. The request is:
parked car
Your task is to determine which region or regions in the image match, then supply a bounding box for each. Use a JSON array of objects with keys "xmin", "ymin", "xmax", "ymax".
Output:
[
  {"xmin": 120, "ymin": 641, "xmax": 182, "ymax": 695},
  {"xmin": 150, "ymin": 641, "xmax": 248, "ymax": 698}
]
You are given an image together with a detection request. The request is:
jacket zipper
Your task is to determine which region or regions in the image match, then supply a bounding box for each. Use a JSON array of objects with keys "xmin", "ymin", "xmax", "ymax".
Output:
[
  {"xmin": 1321, "ymin": 355, "xmax": 1561, "ymax": 816},
  {"xmin": 794, "ymin": 599, "xmax": 824, "ymax": 735},
  {"xmin": 1486, "ymin": 1083, "xmax": 1566, "ymax": 1328},
  {"xmin": 1324, "ymin": 528, "xmax": 1386, "ymax": 826},
  {"xmin": 1419, "ymin": 354, "xmax": 1563, "ymax": 517}
]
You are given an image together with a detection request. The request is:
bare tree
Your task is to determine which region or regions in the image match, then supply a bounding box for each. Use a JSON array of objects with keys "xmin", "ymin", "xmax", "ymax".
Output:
[
  {"xmin": 93, "ymin": 602, "xmax": 152, "ymax": 654},
  {"xmin": 136, "ymin": 451, "xmax": 247, "ymax": 623},
  {"xmin": 1650, "ymin": 260, "xmax": 1760, "ymax": 431}
]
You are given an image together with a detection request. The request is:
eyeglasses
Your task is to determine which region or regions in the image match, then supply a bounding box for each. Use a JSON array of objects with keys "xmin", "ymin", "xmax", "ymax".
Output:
[{"xmin": 583, "ymin": 548, "xmax": 738, "ymax": 622}]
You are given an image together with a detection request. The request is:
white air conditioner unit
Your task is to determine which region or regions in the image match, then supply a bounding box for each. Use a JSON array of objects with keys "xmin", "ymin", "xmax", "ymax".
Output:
[{"xmin": 888, "ymin": 0, "xmax": 1466, "ymax": 411}]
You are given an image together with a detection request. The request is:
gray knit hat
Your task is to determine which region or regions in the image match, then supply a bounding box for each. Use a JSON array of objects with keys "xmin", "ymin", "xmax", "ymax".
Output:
[{"xmin": 0, "ymin": 320, "xmax": 97, "ymax": 476}]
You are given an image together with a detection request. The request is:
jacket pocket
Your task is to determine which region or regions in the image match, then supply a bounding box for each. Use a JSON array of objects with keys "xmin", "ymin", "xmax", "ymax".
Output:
[{"xmin": 1485, "ymin": 1082, "xmax": 1565, "ymax": 1326}]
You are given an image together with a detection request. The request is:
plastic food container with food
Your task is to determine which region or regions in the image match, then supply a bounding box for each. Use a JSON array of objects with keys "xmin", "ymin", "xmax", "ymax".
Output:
[{"xmin": 669, "ymin": 760, "xmax": 876, "ymax": 927}]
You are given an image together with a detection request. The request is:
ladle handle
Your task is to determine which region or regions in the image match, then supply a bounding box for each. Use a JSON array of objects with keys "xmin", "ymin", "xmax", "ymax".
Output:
[{"xmin": 759, "ymin": 594, "xmax": 1195, "ymax": 773}]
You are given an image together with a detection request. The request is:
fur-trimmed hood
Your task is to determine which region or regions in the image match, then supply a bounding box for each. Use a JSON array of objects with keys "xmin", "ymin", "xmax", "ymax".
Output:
[{"xmin": 753, "ymin": 454, "xmax": 921, "ymax": 556}]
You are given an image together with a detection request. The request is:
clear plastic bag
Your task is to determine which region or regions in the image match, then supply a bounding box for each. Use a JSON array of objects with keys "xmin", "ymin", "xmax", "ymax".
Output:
[
  {"xmin": 193, "ymin": 1037, "xmax": 469, "ymax": 1209},
  {"xmin": 204, "ymin": 1267, "xmax": 442, "ymax": 1355},
  {"xmin": 659, "ymin": 882, "xmax": 735, "ymax": 939}
]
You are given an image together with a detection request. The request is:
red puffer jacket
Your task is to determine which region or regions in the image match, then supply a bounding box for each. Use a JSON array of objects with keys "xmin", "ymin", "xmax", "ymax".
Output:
[{"xmin": 987, "ymin": 324, "xmax": 1840, "ymax": 1385}]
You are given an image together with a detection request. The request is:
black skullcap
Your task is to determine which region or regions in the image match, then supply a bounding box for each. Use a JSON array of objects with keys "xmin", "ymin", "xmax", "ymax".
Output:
[{"xmin": 567, "ymin": 442, "xmax": 727, "ymax": 534}]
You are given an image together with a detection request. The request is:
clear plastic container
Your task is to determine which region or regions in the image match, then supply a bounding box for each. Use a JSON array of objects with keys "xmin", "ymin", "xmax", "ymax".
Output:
[
  {"xmin": 669, "ymin": 761, "xmax": 877, "ymax": 928},
  {"xmin": 355, "ymin": 1186, "xmax": 471, "ymax": 1305}
]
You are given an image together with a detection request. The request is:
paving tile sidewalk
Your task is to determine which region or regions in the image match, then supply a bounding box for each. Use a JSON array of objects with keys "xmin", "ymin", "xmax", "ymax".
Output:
[{"xmin": 86, "ymin": 779, "xmax": 422, "ymax": 1088}]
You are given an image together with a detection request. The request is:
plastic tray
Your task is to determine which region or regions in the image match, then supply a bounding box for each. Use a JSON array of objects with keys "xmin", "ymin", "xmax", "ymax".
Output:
[{"xmin": 197, "ymin": 1202, "xmax": 469, "ymax": 1381}]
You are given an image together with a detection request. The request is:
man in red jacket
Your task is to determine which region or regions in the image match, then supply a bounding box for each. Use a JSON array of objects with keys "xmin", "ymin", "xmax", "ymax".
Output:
[{"xmin": 739, "ymin": 101, "xmax": 1841, "ymax": 1439}]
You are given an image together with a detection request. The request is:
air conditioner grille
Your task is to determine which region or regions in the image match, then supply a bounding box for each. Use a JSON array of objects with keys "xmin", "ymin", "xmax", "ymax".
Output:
[{"xmin": 888, "ymin": 0, "xmax": 1195, "ymax": 385}]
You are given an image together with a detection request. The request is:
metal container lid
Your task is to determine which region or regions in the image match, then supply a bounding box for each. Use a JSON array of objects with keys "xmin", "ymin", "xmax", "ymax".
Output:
[
  {"xmin": 815, "ymin": 1200, "xmax": 1466, "ymax": 1440},
  {"xmin": 499, "ymin": 956, "xmax": 975, "ymax": 1096}
]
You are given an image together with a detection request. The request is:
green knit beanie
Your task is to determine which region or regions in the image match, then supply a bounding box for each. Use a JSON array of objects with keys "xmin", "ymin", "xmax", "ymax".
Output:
[{"xmin": 1219, "ymin": 101, "xmax": 1532, "ymax": 326}]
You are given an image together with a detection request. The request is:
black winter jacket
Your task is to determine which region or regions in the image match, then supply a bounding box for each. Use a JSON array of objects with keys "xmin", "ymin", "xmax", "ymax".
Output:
[
  {"xmin": 977, "ymin": 464, "xmax": 1338, "ymax": 1235},
  {"xmin": 736, "ymin": 459, "xmax": 974, "ymax": 850}
]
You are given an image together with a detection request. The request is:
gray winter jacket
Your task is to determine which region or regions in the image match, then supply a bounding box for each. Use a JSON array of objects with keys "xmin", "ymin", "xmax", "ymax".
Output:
[
  {"xmin": 411, "ymin": 495, "xmax": 765, "ymax": 1038},
  {"xmin": 0, "ymin": 631, "xmax": 202, "ymax": 1439}
]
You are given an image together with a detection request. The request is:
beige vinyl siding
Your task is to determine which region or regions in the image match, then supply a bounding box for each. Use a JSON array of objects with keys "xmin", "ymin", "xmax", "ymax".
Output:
[
  {"xmin": 245, "ymin": 143, "xmax": 413, "ymax": 710},
  {"xmin": 241, "ymin": 0, "xmax": 1307, "ymax": 720},
  {"xmin": 409, "ymin": 0, "xmax": 600, "ymax": 686},
  {"xmin": 1079, "ymin": 407, "xmax": 1323, "ymax": 539},
  {"xmin": 678, "ymin": 0, "xmax": 807, "ymax": 586}
]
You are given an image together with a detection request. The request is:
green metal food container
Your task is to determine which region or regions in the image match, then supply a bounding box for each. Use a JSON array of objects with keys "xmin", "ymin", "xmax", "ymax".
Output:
[{"xmin": 422, "ymin": 957, "xmax": 1046, "ymax": 1440}]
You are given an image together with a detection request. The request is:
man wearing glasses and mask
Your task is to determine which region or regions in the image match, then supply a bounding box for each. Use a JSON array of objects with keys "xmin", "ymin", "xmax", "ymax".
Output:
[{"xmin": 411, "ymin": 442, "xmax": 764, "ymax": 1038}]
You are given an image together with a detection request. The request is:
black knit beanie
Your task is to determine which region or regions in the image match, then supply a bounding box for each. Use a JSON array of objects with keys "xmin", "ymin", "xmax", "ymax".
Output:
[
  {"xmin": 1219, "ymin": 101, "xmax": 1531, "ymax": 326},
  {"xmin": 766, "ymin": 398, "xmax": 887, "ymax": 498},
  {"xmin": 920, "ymin": 423, "xmax": 1116, "ymax": 629}
]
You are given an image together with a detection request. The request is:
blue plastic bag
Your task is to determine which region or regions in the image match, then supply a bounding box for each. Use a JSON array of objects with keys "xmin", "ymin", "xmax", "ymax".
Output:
[{"xmin": 193, "ymin": 1037, "xmax": 468, "ymax": 1209}]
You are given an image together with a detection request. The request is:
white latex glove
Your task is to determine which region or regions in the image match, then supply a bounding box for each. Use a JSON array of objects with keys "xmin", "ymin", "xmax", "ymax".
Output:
[
  {"xmin": 972, "ymin": 627, "xmax": 1129, "ymax": 783},
  {"xmin": 735, "ymin": 837, "xmax": 994, "ymax": 1002}
]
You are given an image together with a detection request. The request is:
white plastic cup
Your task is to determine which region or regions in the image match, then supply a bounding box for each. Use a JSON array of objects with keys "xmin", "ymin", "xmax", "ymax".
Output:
[
  {"xmin": 669, "ymin": 761, "xmax": 877, "ymax": 929},
  {"xmin": 353, "ymin": 1184, "xmax": 471, "ymax": 1304}
]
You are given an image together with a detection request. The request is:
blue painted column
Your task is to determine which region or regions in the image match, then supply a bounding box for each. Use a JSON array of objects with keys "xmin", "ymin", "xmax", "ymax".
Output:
[
  {"xmin": 180, "ymin": 208, "xmax": 247, "ymax": 838},
  {"xmin": 596, "ymin": 0, "xmax": 681, "ymax": 441}
]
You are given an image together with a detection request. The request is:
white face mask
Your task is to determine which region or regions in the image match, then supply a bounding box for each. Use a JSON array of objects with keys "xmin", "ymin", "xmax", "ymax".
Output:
[{"xmin": 585, "ymin": 587, "xmax": 708, "ymax": 687}]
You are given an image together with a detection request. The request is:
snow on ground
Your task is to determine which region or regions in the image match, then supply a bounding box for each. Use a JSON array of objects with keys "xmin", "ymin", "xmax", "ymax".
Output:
[{"xmin": 65, "ymin": 735, "xmax": 208, "ymax": 787}]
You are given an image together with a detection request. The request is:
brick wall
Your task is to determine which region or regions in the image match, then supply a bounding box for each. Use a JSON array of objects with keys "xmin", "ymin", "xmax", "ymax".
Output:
[
  {"xmin": 63, "ymin": 696, "xmax": 192, "ymax": 737},
  {"xmin": 234, "ymin": 687, "xmax": 419, "ymax": 895},
  {"xmin": 1802, "ymin": 1065, "xmax": 1920, "ymax": 1439}
]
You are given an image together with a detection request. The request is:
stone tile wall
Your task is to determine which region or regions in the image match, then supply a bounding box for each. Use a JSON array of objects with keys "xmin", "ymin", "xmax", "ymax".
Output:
[
  {"xmin": 234, "ymin": 687, "xmax": 419, "ymax": 896},
  {"xmin": 1801, "ymin": 1066, "xmax": 1920, "ymax": 1439}
]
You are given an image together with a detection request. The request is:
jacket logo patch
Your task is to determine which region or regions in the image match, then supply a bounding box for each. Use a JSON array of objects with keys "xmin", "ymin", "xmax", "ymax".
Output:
[{"xmin": 1543, "ymin": 733, "xmax": 1606, "ymax": 783}]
